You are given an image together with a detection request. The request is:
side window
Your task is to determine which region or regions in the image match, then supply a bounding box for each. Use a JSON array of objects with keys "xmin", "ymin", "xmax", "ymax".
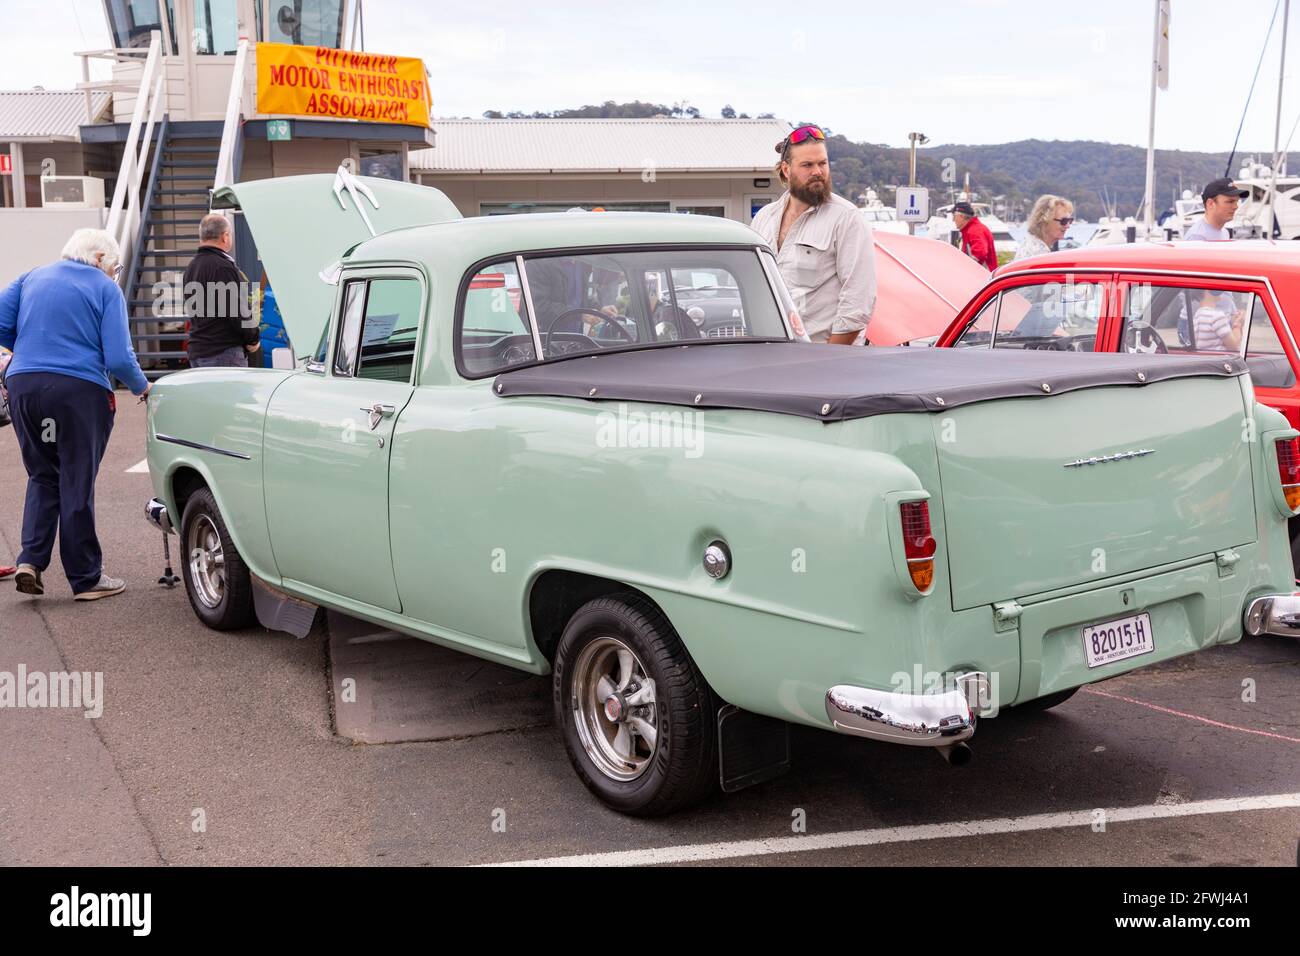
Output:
[
  {"xmin": 1121, "ymin": 283, "xmax": 1249, "ymax": 356},
  {"xmin": 993, "ymin": 279, "xmax": 1103, "ymax": 351},
  {"xmin": 953, "ymin": 296, "xmax": 998, "ymax": 348},
  {"xmin": 333, "ymin": 280, "xmax": 367, "ymax": 376},
  {"xmin": 459, "ymin": 259, "xmax": 535, "ymax": 376},
  {"xmin": 1244, "ymin": 294, "xmax": 1296, "ymax": 388},
  {"xmin": 332, "ymin": 277, "xmax": 423, "ymax": 382},
  {"xmin": 356, "ymin": 278, "xmax": 422, "ymax": 383}
]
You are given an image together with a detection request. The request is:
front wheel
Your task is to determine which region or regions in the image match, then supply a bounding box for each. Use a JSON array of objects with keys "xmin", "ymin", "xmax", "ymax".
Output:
[
  {"xmin": 179, "ymin": 486, "xmax": 256, "ymax": 631},
  {"xmin": 553, "ymin": 594, "xmax": 718, "ymax": 816}
]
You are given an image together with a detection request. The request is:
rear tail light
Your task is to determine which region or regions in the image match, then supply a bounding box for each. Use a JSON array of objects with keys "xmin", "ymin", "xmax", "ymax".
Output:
[
  {"xmin": 1277, "ymin": 437, "xmax": 1300, "ymax": 510},
  {"xmin": 900, "ymin": 500, "xmax": 937, "ymax": 591}
]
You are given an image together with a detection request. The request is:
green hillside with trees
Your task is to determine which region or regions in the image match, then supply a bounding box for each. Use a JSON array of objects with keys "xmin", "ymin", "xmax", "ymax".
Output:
[{"xmin": 473, "ymin": 103, "xmax": 1264, "ymax": 222}]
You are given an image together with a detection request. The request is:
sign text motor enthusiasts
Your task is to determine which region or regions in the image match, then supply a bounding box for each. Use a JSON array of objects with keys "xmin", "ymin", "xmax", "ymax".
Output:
[{"xmin": 255, "ymin": 42, "xmax": 430, "ymax": 127}]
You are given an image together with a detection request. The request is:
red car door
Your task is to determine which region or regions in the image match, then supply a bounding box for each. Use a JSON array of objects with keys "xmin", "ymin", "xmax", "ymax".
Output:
[{"xmin": 1108, "ymin": 273, "xmax": 1300, "ymax": 428}]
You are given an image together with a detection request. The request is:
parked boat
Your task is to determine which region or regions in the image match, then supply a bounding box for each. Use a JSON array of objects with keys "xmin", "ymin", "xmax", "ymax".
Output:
[{"xmin": 857, "ymin": 189, "xmax": 909, "ymax": 234}]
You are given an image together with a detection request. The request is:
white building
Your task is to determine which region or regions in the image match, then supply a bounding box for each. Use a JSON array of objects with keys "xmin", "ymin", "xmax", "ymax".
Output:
[{"xmin": 412, "ymin": 118, "xmax": 786, "ymax": 223}]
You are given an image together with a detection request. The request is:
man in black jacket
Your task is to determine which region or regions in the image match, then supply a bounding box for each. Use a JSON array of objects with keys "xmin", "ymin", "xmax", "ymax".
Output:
[{"xmin": 183, "ymin": 214, "xmax": 259, "ymax": 367}]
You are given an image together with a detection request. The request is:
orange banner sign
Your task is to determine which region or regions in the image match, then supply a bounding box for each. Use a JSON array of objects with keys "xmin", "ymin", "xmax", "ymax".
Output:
[{"xmin": 255, "ymin": 42, "xmax": 430, "ymax": 128}]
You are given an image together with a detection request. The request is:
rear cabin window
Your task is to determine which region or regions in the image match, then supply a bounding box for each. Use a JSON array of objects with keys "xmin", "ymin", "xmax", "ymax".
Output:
[{"xmin": 457, "ymin": 248, "xmax": 787, "ymax": 378}]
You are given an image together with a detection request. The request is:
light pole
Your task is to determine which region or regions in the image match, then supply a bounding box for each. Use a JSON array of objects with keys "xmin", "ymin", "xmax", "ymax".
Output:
[{"xmin": 907, "ymin": 132, "xmax": 929, "ymax": 235}]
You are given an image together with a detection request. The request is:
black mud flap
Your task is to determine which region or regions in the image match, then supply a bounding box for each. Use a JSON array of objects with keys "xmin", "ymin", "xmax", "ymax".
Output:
[
  {"xmin": 717, "ymin": 704, "xmax": 791, "ymax": 793},
  {"xmin": 252, "ymin": 578, "xmax": 319, "ymax": 638}
]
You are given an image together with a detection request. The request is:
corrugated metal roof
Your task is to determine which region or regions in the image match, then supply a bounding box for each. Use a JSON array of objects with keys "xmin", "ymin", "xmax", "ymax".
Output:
[
  {"xmin": 0, "ymin": 90, "xmax": 112, "ymax": 142},
  {"xmin": 411, "ymin": 118, "xmax": 791, "ymax": 173}
]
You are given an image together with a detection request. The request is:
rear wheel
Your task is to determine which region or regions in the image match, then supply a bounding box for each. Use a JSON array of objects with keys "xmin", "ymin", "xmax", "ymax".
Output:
[
  {"xmin": 1015, "ymin": 687, "xmax": 1079, "ymax": 712},
  {"xmin": 179, "ymin": 487, "xmax": 256, "ymax": 631},
  {"xmin": 553, "ymin": 594, "xmax": 718, "ymax": 816}
]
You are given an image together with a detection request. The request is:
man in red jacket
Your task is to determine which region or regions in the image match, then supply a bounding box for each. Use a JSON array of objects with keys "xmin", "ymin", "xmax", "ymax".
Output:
[{"xmin": 952, "ymin": 201, "xmax": 998, "ymax": 272}]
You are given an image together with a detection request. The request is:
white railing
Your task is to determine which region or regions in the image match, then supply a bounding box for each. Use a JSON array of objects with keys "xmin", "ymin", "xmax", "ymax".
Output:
[
  {"xmin": 102, "ymin": 30, "xmax": 164, "ymax": 283},
  {"xmin": 213, "ymin": 40, "xmax": 251, "ymax": 194}
]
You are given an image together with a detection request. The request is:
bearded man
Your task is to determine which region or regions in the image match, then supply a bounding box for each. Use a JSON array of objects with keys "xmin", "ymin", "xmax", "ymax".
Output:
[{"xmin": 751, "ymin": 125, "xmax": 876, "ymax": 344}]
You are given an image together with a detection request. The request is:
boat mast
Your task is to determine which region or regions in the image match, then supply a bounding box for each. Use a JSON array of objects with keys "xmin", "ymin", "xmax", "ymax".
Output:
[
  {"xmin": 1143, "ymin": 0, "xmax": 1168, "ymax": 238},
  {"xmin": 1268, "ymin": 0, "xmax": 1291, "ymax": 237}
]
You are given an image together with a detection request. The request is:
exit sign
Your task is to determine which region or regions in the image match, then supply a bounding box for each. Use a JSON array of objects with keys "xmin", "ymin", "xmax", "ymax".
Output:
[
  {"xmin": 0, "ymin": 155, "xmax": 11, "ymax": 175},
  {"xmin": 267, "ymin": 120, "xmax": 292, "ymax": 141}
]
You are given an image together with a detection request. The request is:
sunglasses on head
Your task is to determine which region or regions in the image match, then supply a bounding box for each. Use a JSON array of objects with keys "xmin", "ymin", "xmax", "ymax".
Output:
[{"xmin": 778, "ymin": 125, "xmax": 826, "ymax": 154}]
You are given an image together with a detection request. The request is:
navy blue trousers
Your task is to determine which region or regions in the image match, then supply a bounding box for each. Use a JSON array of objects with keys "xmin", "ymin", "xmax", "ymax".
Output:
[{"xmin": 7, "ymin": 372, "xmax": 115, "ymax": 593}]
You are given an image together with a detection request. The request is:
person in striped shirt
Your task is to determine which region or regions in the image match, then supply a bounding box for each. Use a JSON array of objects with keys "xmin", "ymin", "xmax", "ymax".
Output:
[{"xmin": 1192, "ymin": 288, "xmax": 1244, "ymax": 351}]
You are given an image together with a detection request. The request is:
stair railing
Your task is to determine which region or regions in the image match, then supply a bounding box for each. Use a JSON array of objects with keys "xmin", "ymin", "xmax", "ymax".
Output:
[{"xmin": 103, "ymin": 29, "xmax": 164, "ymax": 285}]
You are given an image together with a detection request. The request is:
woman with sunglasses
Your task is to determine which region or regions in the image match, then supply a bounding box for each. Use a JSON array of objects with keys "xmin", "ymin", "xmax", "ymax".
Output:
[
  {"xmin": 0, "ymin": 228, "xmax": 149, "ymax": 601},
  {"xmin": 1014, "ymin": 195, "xmax": 1075, "ymax": 261}
]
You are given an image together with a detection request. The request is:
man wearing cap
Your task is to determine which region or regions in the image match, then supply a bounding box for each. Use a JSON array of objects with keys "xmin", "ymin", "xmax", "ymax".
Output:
[
  {"xmin": 751, "ymin": 125, "xmax": 876, "ymax": 344},
  {"xmin": 952, "ymin": 202, "xmax": 998, "ymax": 272},
  {"xmin": 1183, "ymin": 178, "xmax": 1249, "ymax": 240}
]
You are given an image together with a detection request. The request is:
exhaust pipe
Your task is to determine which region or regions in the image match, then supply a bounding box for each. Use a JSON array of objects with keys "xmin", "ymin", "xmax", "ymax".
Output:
[{"xmin": 937, "ymin": 742, "xmax": 973, "ymax": 766}]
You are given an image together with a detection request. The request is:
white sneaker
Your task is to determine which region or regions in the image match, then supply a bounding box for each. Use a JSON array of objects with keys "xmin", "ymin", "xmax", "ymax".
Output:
[{"xmin": 74, "ymin": 574, "xmax": 126, "ymax": 601}]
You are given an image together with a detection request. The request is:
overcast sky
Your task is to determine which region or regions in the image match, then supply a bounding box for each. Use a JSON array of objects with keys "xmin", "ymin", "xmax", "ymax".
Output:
[{"xmin": 0, "ymin": 0, "xmax": 1292, "ymax": 152}]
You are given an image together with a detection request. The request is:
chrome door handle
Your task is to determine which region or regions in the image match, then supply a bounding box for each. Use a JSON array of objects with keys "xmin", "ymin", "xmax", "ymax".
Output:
[{"xmin": 359, "ymin": 403, "xmax": 395, "ymax": 430}]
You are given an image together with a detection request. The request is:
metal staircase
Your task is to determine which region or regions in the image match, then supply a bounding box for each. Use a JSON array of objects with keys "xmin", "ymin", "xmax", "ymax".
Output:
[{"xmin": 123, "ymin": 122, "xmax": 224, "ymax": 378}]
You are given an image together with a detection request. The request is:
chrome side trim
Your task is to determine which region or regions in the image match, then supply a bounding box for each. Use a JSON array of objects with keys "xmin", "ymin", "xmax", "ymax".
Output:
[
  {"xmin": 1244, "ymin": 593, "xmax": 1300, "ymax": 638},
  {"xmin": 155, "ymin": 433, "xmax": 252, "ymax": 460},
  {"xmin": 825, "ymin": 673, "xmax": 987, "ymax": 746},
  {"xmin": 1063, "ymin": 448, "xmax": 1155, "ymax": 468}
]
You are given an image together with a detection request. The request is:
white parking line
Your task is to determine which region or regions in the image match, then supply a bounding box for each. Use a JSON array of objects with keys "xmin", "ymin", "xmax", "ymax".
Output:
[
  {"xmin": 126, "ymin": 459, "xmax": 150, "ymax": 474},
  {"xmin": 486, "ymin": 792, "xmax": 1300, "ymax": 867}
]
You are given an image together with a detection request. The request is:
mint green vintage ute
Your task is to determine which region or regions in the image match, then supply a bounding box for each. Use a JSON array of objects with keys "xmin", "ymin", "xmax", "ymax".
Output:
[{"xmin": 144, "ymin": 172, "xmax": 1300, "ymax": 815}]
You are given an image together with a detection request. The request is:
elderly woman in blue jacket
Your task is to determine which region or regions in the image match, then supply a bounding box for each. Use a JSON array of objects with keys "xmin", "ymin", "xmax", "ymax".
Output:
[{"xmin": 0, "ymin": 228, "xmax": 150, "ymax": 600}]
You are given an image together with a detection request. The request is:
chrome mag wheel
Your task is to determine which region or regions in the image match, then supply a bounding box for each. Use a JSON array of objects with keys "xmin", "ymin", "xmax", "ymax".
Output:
[
  {"xmin": 187, "ymin": 513, "xmax": 226, "ymax": 609},
  {"xmin": 571, "ymin": 636, "xmax": 658, "ymax": 781}
]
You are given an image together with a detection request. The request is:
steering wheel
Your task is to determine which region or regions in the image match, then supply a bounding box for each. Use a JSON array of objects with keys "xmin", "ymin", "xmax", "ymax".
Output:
[
  {"xmin": 542, "ymin": 308, "xmax": 634, "ymax": 354},
  {"xmin": 1123, "ymin": 322, "xmax": 1168, "ymax": 355}
]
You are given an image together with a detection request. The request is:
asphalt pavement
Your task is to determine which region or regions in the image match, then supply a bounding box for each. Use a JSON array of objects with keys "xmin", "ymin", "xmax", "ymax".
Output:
[{"xmin": 1, "ymin": 396, "xmax": 1297, "ymax": 866}]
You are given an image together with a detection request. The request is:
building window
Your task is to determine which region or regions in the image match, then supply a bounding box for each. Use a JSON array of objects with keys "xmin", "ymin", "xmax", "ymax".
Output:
[
  {"xmin": 358, "ymin": 149, "xmax": 403, "ymax": 181},
  {"xmin": 266, "ymin": 0, "xmax": 345, "ymax": 47},
  {"xmin": 674, "ymin": 205, "xmax": 726, "ymax": 217},
  {"xmin": 192, "ymin": 0, "xmax": 239, "ymax": 54},
  {"xmin": 478, "ymin": 201, "xmax": 671, "ymax": 216},
  {"xmin": 105, "ymin": 0, "xmax": 179, "ymax": 52}
]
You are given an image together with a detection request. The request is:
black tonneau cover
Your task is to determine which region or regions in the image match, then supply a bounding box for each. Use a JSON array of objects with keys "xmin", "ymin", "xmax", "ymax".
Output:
[{"xmin": 492, "ymin": 343, "xmax": 1247, "ymax": 422}]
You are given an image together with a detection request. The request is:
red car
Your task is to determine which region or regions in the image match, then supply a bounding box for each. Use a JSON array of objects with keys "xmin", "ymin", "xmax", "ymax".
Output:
[{"xmin": 935, "ymin": 240, "xmax": 1300, "ymax": 566}]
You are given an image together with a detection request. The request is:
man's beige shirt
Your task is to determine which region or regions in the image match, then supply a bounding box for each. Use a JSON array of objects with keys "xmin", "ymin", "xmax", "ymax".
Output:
[{"xmin": 751, "ymin": 191, "xmax": 877, "ymax": 342}]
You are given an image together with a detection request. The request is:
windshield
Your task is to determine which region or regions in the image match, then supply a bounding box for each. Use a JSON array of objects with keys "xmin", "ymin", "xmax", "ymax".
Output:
[{"xmin": 459, "ymin": 247, "xmax": 789, "ymax": 377}]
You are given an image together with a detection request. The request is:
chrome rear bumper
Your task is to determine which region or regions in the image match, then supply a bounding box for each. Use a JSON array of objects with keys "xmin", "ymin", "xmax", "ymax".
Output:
[
  {"xmin": 825, "ymin": 672, "xmax": 988, "ymax": 746},
  {"xmin": 1244, "ymin": 594, "xmax": 1300, "ymax": 638},
  {"xmin": 145, "ymin": 497, "xmax": 173, "ymax": 535}
]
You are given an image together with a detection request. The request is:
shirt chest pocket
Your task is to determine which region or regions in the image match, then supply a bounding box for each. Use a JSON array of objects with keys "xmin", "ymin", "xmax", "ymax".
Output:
[{"xmin": 792, "ymin": 237, "xmax": 832, "ymax": 288}]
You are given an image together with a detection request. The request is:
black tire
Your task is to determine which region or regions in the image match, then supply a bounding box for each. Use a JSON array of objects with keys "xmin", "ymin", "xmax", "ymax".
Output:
[
  {"xmin": 553, "ymin": 593, "xmax": 718, "ymax": 816},
  {"xmin": 178, "ymin": 486, "xmax": 256, "ymax": 631},
  {"xmin": 1015, "ymin": 686, "xmax": 1080, "ymax": 712},
  {"xmin": 1290, "ymin": 526, "xmax": 1300, "ymax": 581}
]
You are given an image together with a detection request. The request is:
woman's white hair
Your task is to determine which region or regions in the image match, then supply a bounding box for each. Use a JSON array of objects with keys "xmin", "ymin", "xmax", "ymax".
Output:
[
  {"xmin": 1027, "ymin": 195, "xmax": 1074, "ymax": 241},
  {"xmin": 60, "ymin": 228, "xmax": 120, "ymax": 268}
]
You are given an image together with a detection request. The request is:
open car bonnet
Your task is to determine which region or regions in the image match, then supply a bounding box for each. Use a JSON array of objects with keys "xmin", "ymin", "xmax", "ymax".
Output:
[{"xmin": 212, "ymin": 169, "xmax": 462, "ymax": 354}]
